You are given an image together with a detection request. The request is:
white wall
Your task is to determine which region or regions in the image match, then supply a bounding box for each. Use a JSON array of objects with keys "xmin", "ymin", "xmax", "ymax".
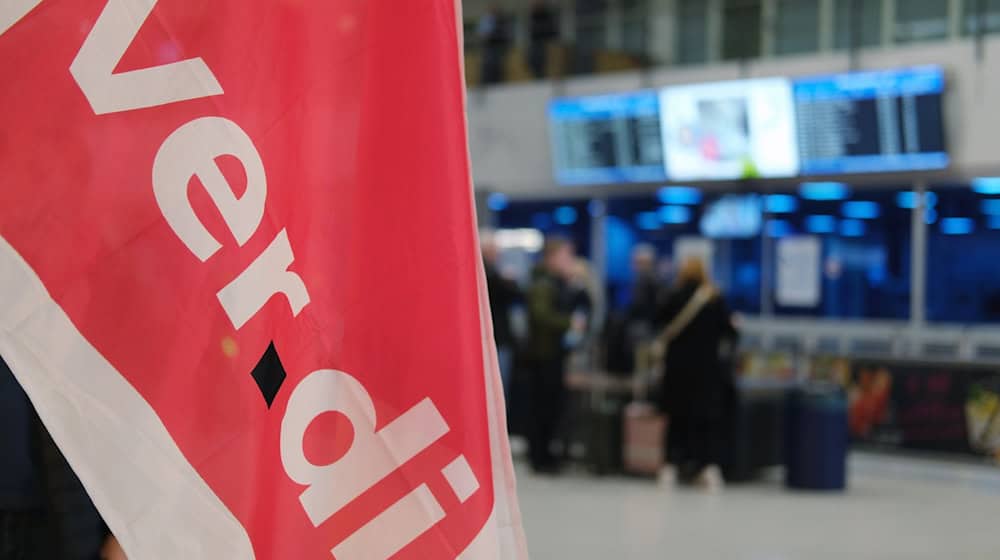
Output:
[{"xmin": 466, "ymin": 37, "xmax": 1000, "ymax": 197}]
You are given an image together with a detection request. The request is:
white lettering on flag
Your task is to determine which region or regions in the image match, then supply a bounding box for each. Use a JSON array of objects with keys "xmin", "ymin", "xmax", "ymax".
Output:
[
  {"xmin": 280, "ymin": 369, "xmax": 452, "ymax": 527},
  {"xmin": 331, "ymin": 484, "xmax": 446, "ymax": 560},
  {"xmin": 216, "ymin": 229, "xmax": 311, "ymax": 329},
  {"xmin": 153, "ymin": 116, "xmax": 268, "ymax": 262},
  {"xmin": 70, "ymin": 0, "xmax": 223, "ymax": 115}
]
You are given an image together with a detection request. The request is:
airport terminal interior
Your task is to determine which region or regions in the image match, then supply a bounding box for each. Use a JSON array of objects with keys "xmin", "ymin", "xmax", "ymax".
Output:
[{"xmin": 465, "ymin": 0, "xmax": 1000, "ymax": 558}]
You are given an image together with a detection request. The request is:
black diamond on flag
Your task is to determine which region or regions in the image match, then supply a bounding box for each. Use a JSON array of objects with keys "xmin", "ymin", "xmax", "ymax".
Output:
[{"xmin": 252, "ymin": 342, "xmax": 287, "ymax": 408}]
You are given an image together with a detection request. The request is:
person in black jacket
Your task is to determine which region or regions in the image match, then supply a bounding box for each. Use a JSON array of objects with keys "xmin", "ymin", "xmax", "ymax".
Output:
[
  {"xmin": 0, "ymin": 356, "xmax": 48, "ymax": 560},
  {"xmin": 0, "ymin": 357, "xmax": 126, "ymax": 560},
  {"xmin": 482, "ymin": 233, "xmax": 521, "ymax": 401},
  {"xmin": 654, "ymin": 257, "xmax": 738, "ymax": 491},
  {"xmin": 478, "ymin": 4, "xmax": 511, "ymax": 84},
  {"xmin": 627, "ymin": 245, "xmax": 660, "ymax": 330},
  {"xmin": 528, "ymin": 1, "xmax": 559, "ymax": 78},
  {"xmin": 624, "ymin": 244, "xmax": 662, "ymax": 357}
]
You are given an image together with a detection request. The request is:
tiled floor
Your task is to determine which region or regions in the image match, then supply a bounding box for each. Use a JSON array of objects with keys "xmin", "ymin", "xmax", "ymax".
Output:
[{"xmin": 516, "ymin": 453, "xmax": 1000, "ymax": 560}]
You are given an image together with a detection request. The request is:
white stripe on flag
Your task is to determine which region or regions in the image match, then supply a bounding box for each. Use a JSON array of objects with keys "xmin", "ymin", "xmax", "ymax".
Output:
[
  {"xmin": 0, "ymin": 236, "xmax": 255, "ymax": 560},
  {"xmin": 452, "ymin": 0, "xmax": 529, "ymax": 555},
  {"xmin": 0, "ymin": 0, "xmax": 41, "ymax": 36},
  {"xmin": 455, "ymin": 251, "xmax": 529, "ymax": 560}
]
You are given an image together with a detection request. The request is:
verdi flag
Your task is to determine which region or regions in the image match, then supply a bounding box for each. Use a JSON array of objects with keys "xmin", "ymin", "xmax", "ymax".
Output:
[{"xmin": 0, "ymin": 1, "xmax": 527, "ymax": 558}]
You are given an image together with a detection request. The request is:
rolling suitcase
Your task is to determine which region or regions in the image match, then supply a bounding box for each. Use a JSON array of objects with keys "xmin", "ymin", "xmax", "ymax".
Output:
[
  {"xmin": 723, "ymin": 384, "xmax": 785, "ymax": 482},
  {"xmin": 785, "ymin": 383, "xmax": 849, "ymax": 490},
  {"xmin": 622, "ymin": 401, "xmax": 667, "ymax": 476},
  {"xmin": 622, "ymin": 341, "xmax": 667, "ymax": 476},
  {"xmin": 585, "ymin": 393, "xmax": 623, "ymax": 475}
]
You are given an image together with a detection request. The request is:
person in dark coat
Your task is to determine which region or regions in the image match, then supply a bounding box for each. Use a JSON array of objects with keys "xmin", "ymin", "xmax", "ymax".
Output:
[
  {"xmin": 528, "ymin": 1, "xmax": 559, "ymax": 78},
  {"xmin": 478, "ymin": 4, "xmax": 511, "ymax": 84},
  {"xmin": 564, "ymin": 258, "xmax": 598, "ymax": 350},
  {"xmin": 525, "ymin": 237, "xmax": 582, "ymax": 473},
  {"xmin": 627, "ymin": 245, "xmax": 659, "ymax": 325},
  {"xmin": 654, "ymin": 257, "xmax": 738, "ymax": 491},
  {"xmin": 482, "ymin": 232, "xmax": 521, "ymax": 401},
  {"xmin": 625, "ymin": 244, "xmax": 661, "ymax": 346},
  {"xmin": 0, "ymin": 357, "xmax": 126, "ymax": 559}
]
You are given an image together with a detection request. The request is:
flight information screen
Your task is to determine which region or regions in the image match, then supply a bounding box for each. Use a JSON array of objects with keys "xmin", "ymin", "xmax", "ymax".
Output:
[
  {"xmin": 548, "ymin": 91, "xmax": 667, "ymax": 186},
  {"xmin": 794, "ymin": 66, "xmax": 948, "ymax": 175}
]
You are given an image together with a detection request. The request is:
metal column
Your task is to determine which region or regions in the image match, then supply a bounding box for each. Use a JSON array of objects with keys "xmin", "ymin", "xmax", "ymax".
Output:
[
  {"xmin": 881, "ymin": 0, "xmax": 896, "ymax": 46},
  {"xmin": 590, "ymin": 198, "xmax": 609, "ymax": 330},
  {"xmin": 761, "ymin": 208, "xmax": 774, "ymax": 318},
  {"xmin": 818, "ymin": 0, "xmax": 836, "ymax": 52},
  {"xmin": 910, "ymin": 180, "xmax": 928, "ymax": 328},
  {"xmin": 706, "ymin": 0, "xmax": 724, "ymax": 62}
]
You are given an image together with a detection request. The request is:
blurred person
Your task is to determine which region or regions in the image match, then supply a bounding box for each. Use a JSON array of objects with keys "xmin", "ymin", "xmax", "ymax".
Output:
[
  {"xmin": 656, "ymin": 254, "xmax": 674, "ymax": 285},
  {"xmin": 0, "ymin": 357, "xmax": 127, "ymax": 560},
  {"xmin": 571, "ymin": 0, "xmax": 604, "ymax": 74},
  {"xmin": 604, "ymin": 244, "xmax": 662, "ymax": 375},
  {"xmin": 566, "ymin": 258, "xmax": 596, "ymax": 341},
  {"xmin": 568, "ymin": 257, "xmax": 607, "ymax": 352},
  {"xmin": 528, "ymin": 1, "xmax": 559, "ymax": 79},
  {"xmin": 482, "ymin": 231, "xmax": 521, "ymax": 403},
  {"xmin": 603, "ymin": 248, "xmax": 663, "ymax": 375},
  {"xmin": 478, "ymin": 4, "xmax": 510, "ymax": 85},
  {"xmin": 626, "ymin": 244, "xmax": 661, "ymax": 341},
  {"xmin": 526, "ymin": 237, "xmax": 584, "ymax": 473},
  {"xmin": 654, "ymin": 257, "xmax": 738, "ymax": 492}
]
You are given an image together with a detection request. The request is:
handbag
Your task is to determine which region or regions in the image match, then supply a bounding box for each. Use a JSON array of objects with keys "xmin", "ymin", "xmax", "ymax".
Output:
[{"xmin": 637, "ymin": 284, "xmax": 716, "ymax": 402}]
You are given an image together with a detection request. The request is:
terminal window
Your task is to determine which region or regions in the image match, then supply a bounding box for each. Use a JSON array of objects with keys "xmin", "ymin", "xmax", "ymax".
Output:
[
  {"xmin": 622, "ymin": 0, "xmax": 649, "ymax": 55},
  {"xmin": 833, "ymin": 0, "xmax": 883, "ymax": 49},
  {"xmin": 895, "ymin": 0, "xmax": 950, "ymax": 43},
  {"xmin": 722, "ymin": 0, "xmax": 763, "ymax": 60},
  {"xmin": 676, "ymin": 0, "xmax": 710, "ymax": 65},
  {"xmin": 574, "ymin": 0, "xmax": 609, "ymax": 74},
  {"xmin": 927, "ymin": 186, "xmax": 1000, "ymax": 323},
  {"xmin": 963, "ymin": 0, "xmax": 1000, "ymax": 35},
  {"xmin": 775, "ymin": 0, "xmax": 821, "ymax": 55}
]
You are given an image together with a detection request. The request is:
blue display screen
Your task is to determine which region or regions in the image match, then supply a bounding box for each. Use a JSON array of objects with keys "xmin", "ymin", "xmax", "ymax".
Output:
[
  {"xmin": 700, "ymin": 195, "xmax": 763, "ymax": 239},
  {"xmin": 548, "ymin": 91, "xmax": 667, "ymax": 186},
  {"xmin": 794, "ymin": 66, "xmax": 948, "ymax": 175}
]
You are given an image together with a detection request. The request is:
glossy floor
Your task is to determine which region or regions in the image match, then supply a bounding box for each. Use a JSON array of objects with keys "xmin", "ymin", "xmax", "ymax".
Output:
[{"xmin": 516, "ymin": 453, "xmax": 1000, "ymax": 560}]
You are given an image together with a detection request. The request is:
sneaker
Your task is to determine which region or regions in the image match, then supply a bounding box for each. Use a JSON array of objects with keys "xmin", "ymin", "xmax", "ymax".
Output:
[
  {"xmin": 657, "ymin": 465, "xmax": 677, "ymax": 490},
  {"xmin": 695, "ymin": 465, "xmax": 724, "ymax": 493}
]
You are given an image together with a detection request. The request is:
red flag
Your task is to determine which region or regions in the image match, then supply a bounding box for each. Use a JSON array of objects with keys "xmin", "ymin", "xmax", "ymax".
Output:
[{"xmin": 0, "ymin": 1, "xmax": 526, "ymax": 558}]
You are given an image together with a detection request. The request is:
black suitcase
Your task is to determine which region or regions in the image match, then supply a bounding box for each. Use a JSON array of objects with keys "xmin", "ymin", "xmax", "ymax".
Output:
[
  {"xmin": 723, "ymin": 385, "xmax": 786, "ymax": 482},
  {"xmin": 585, "ymin": 395, "xmax": 624, "ymax": 475}
]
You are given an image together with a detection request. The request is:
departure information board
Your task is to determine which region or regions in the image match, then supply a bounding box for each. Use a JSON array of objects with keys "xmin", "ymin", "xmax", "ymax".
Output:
[
  {"xmin": 549, "ymin": 91, "xmax": 667, "ymax": 186},
  {"xmin": 794, "ymin": 66, "xmax": 948, "ymax": 175}
]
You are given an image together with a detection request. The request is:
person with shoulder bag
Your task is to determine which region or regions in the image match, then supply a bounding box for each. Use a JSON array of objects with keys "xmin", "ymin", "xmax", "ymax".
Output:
[{"xmin": 653, "ymin": 257, "xmax": 738, "ymax": 492}]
